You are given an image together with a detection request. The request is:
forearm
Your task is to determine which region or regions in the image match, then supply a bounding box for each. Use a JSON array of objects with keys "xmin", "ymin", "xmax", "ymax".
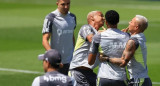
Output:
[
  {"xmin": 88, "ymin": 53, "xmax": 97, "ymax": 65},
  {"xmin": 109, "ymin": 58, "xmax": 124, "ymax": 66},
  {"xmin": 99, "ymin": 54, "xmax": 125, "ymax": 67},
  {"xmin": 42, "ymin": 40, "xmax": 51, "ymax": 51},
  {"xmin": 42, "ymin": 33, "xmax": 51, "ymax": 51}
]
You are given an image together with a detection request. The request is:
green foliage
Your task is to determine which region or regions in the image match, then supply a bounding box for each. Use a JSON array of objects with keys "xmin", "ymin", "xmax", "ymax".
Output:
[{"xmin": 0, "ymin": 0, "xmax": 160, "ymax": 85}]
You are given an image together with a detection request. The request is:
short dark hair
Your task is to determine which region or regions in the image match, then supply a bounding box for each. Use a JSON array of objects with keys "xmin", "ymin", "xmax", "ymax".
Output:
[{"xmin": 105, "ymin": 10, "xmax": 119, "ymax": 25}]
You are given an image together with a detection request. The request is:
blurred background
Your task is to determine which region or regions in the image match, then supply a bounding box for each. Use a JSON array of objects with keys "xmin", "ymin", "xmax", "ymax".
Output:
[{"xmin": 0, "ymin": 0, "xmax": 160, "ymax": 86}]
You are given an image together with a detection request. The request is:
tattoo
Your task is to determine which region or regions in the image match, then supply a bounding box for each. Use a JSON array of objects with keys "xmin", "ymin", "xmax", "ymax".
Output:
[
  {"xmin": 122, "ymin": 53, "xmax": 125, "ymax": 58},
  {"xmin": 123, "ymin": 40, "xmax": 136, "ymax": 63},
  {"xmin": 127, "ymin": 40, "xmax": 135, "ymax": 51}
]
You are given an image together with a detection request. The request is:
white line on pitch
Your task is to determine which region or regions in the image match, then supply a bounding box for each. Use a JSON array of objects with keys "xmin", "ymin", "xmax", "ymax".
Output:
[
  {"xmin": 0, "ymin": 67, "xmax": 43, "ymax": 74},
  {"xmin": 0, "ymin": 68, "xmax": 160, "ymax": 85}
]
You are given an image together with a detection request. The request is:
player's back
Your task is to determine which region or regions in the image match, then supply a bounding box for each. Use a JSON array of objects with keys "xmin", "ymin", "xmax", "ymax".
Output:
[{"xmin": 96, "ymin": 28, "xmax": 129, "ymax": 80}]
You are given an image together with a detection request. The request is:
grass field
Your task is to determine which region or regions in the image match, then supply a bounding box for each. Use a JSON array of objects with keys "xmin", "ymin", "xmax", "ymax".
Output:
[{"xmin": 0, "ymin": 0, "xmax": 160, "ymax": 86}]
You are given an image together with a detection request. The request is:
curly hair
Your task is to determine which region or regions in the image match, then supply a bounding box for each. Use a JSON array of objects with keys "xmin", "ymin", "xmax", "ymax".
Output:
[{"xmin": 105, "ymin": 10, "xmax": 119, "ymax": 25}]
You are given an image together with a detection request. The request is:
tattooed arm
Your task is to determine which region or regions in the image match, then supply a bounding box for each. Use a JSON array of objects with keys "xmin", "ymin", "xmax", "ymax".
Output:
[{"xmin": 104, "ymin": 39, "xmax": 137, "ymax": 67}]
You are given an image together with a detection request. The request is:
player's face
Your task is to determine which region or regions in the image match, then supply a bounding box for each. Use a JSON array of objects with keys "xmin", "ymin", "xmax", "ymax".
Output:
[
  {"xmin": 94, "ymin": 12, "xmax": 105, "ymax": 27},
  {"xmin": 43, "ymin": 60, "xmax": 48, "ymax": 73},
  {"xmin": 57, "ymin": 0, "xmax": 70, "ymax": 15},
  {"xmin": 129, "ymin": 17, "xmax": 138, "ymax": 33}
]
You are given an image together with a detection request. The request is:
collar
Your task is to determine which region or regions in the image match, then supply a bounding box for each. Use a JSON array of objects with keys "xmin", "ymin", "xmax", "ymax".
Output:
[{"xmin": 52, "ymin": 9, "xmax": 70, "ymax": 17}]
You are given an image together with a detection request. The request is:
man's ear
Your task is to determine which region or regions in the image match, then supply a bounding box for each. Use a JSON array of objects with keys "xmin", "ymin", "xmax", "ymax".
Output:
[
  {"xmin": 56, "ymin": 2, "xmax": 58, "ymax": 5},
  {"xmin": 59, "ymin": 63, "xmax": 63, "ymax": 68},
  {"xmin": 135, "ymin": 25, "xmax": 140, "ymax": 32},
  {"xmin": 46, "ymin": 61, "xmax": 50, "ymax": 68},
  {"xmin": 90, "ymin": 16, "xmax": 94, "ymax": 21},
  {"xmin": 105, "ymin": 21, "xmax": 108, "ymax": 26}
]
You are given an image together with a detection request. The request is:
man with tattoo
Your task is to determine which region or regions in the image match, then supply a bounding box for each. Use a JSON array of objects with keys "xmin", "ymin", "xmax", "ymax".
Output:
[
  {"xmin": 100, "ymin": 15, "xmax": 152, "ymax": 86},
  {"xmin": 88, "ymin": 10, "xmax": 130, "ymax": 86}
]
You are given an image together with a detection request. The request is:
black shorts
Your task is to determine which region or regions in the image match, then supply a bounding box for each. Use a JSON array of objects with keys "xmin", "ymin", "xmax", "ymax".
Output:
[
  {"xmin": 69, "ymin": 68, "xmax": 97, "ymax": 86},
  {"xmin": 128, "ymin": 78, "xmax": 152, "ymax": 86},
  {"xmin": 97, "ymin": 78, "xmax": 127, "ymax": 86}
]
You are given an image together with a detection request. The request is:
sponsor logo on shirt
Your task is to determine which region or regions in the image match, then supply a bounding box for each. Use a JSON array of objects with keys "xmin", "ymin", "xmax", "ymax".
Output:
[
  {"xmin": 57, "ymin": 29, "xmax": 73, "ymax": 36},
  {"xmin": 43, "ymin": 75, "xmax": 67, "ymax": 83}
]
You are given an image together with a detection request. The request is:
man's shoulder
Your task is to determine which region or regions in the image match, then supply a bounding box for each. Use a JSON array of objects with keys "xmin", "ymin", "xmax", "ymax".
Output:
[
  {"xmin": 81, "ymin": 24, "xmax": 91, "ymax": 29},
  {"xmin": 69, "ymin": 12, "xmax": 76, "ymax": 18},
  {"xmin": 45, "ymin": 12, "xmax": 56, "ymax": 20},
  {"xmin": 32, "ymin": 76, "xmax": 40, "ymax": 86}
]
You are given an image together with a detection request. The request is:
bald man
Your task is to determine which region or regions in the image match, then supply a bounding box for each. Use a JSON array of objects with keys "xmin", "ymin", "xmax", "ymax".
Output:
[{"xmin": 69, "ymin": 11, "xmax": 104, "ymax": 86}]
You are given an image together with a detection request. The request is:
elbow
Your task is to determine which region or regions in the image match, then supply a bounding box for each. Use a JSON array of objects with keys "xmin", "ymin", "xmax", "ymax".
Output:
[
  {"xmin": 120, "ymin": 65, "xmax": 126, "ymax": 67},
  {"xmin": 88, "ymin": 61, "xmax": 94, "ymax": 65},
  {"xmin": 120, "ymin": 63, "xmax": 127, "ymax": 67}
]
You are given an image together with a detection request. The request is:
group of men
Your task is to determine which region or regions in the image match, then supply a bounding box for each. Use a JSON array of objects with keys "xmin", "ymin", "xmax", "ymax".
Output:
[{"xmin": 32, "ymin": 0, "xmax": 152, "ymax": 86}]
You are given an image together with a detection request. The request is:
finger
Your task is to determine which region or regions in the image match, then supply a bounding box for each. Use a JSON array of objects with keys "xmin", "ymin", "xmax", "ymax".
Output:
[
  {"xmin": 102, "ymin": 26, "xmax": 106, "ymax": 30},
  {"xmin": 125, "ymin": 26, "xmax": 129, "ymax": 31},
  {"xmin": 122, "ymin": 26, "xmax": 129, "ymax": 32}
]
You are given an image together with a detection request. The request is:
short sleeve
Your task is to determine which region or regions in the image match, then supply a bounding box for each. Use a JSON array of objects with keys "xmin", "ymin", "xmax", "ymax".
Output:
[
  {"xmin": 42, "ymin": 13, "xmax": 55, "ymax": 34},
  {"xmin": 70, "ymin": 13, "xmax": 77, "ymax": 30},
  {"xmin": 130, "ymin": 37, "xmax": 139, "ymax": 50},
  {"xmin": 89, "ymin": 33, "xmax": 101, "ymax": 54},
  {"xmin": 79, "ymin": 25, "xmax": 94, "ymax": 41},
  {"xmin": 32, "ymin": 77, "xmax": 40, "ymax": 86}
]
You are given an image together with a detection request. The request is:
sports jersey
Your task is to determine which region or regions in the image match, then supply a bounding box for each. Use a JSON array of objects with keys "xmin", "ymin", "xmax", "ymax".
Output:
[
  {"xmin": 127, "ymin": 33, "xmax": 149, "ymax": 79},
  {"xmin": 42, "ymin": 9, "xmax": 76, "ymax": 64},
  {"xmin": 89, "ymin": 28, "xmax": 129, "ymax": 80},
  {"xmin": 69, "ymin": 24, "xmax": 98, "ymax": 69},
  {"xmin": 32, "ymin": 71, "xmax": 75, "ymax": 86}
]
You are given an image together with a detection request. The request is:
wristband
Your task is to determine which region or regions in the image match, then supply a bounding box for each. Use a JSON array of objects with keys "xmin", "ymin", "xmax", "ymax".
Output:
[{"xmin": 106, "ymin": 57, "xmax": 109, "ymax": 62}]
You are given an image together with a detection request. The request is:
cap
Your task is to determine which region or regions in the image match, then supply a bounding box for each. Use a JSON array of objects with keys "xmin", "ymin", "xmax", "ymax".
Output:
[{"xmin": 38, "ymin": 49, "xmax": 61, "ymax": 66}]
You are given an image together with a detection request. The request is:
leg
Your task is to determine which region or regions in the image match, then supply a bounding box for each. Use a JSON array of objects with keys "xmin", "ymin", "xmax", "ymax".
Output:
[
  {"xmin": 142, "ymin": 78, "xmax": 152, "ymax": 86},
  {"xmin": 99, "ymin": 78, "xmax": 126, "ymax": 86},
  {"xmin": 69, "ymin": 70, "xmax": 90, "ymax": 86}
]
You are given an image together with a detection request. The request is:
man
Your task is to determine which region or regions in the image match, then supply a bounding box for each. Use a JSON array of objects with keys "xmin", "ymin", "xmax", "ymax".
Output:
[
  {"xmin": 88, "ymin": 10, "xmax": 129, "ymax": 86},
  {"xmin": 69, "ymin": 11, "xmax": 104, "ymax": 86},
  {"xmin": 102, "ymin": 15, "xmax": 152, "ymax": 86},
  {"xmin": 42, "ymin": 0, "xmax": 76, "ymax": 75},
  {"xmin": 32, "ymin": 49, "xmax": 75, "ymax": 86}
]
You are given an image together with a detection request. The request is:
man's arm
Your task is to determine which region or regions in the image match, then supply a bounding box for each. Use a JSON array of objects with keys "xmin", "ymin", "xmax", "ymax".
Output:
[
  {"xmin": 42, "ymin": 33, "xmax": 51, "ymax": 51},
  {"xmin": 88, "ymin": 34, "xmax": 101, "ymax": 65},
  {"xmin": 73, "ymin": 34, "xmax": 75, "ymax": 47},
  {"xmin": 87, "ymin": 34, "xmax": 96, "ymax": 65},
  {"xmin": 102, "ymin": 40, "xmax": 137, "ymax": 67},
  {"xmin": 88, "ymin": 53, "xmax": 97, "ymax": 65},
  {"xmin": 86, "ymin": 34, "xmax": 94, "ymax": 43},
  {"xmin": 32, "ymin": 77, "xmax": 40, "ymax": 86},
  {"xmin": 88, "ymin": 39, "xmax": 99, "ymax": 65}
]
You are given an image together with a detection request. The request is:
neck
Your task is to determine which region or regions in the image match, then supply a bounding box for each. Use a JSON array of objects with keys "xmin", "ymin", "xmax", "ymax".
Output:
[
  {"xmin": 107, "ymin": 24, "xmax": 117, "ymax": 29},
  {"xmin": 130, "ymin": 30, "xmax": 141, "ymax": 35},
  {"xmin": 58, "ymin": 9, "xmax": 67, "ymax": 16},
  {"xmin": 47, "ymin": 68, "xmax": 57, "ymax": 72}
]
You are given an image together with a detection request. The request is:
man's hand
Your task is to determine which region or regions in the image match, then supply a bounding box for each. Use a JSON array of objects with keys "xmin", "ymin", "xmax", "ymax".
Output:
[
  {"xmin": 121, "ymin": 26, "xmax": 129, "ymax": 32},
  {"xmin": 98, "ymin": 26, "xmax": 106, "ymax": 33},
  {"xmin": 99, "ymin": 54, "xmax": 109, "ymax": 62}
]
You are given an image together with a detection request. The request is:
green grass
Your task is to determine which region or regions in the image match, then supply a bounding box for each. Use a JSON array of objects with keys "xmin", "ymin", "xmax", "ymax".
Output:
[{"xmin": 0, "ymin": 0, "xmax": 160, "ymax": 86}]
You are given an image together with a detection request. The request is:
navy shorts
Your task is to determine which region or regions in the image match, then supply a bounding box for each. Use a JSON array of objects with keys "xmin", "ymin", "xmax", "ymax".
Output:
[
  {"xmin": 128, "ymin": 78, "xmax": 152, "ymax": 86},
  {"xmin": 97, "ymin": 78, "xmax": 127, "ymax": 86},
  {"xmin": 69, "ymin": 68, "xmax": 97, "ymax": 86}
]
